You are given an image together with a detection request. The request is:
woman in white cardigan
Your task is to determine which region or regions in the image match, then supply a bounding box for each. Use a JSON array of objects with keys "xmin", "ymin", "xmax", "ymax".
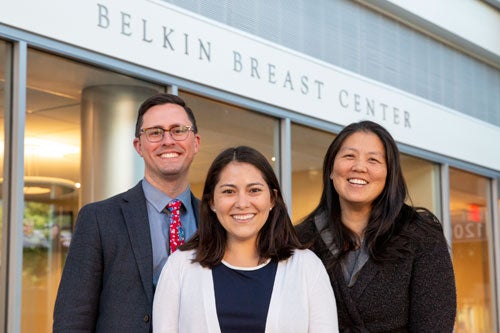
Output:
[{"xmin": 153, "ymin": 146, "xmax": 338, "ymax": 333}]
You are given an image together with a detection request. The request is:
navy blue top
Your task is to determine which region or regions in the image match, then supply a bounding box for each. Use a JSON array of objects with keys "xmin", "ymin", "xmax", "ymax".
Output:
[{"xmin": 212, "ymin": 260, "xmax": 278, "ymax": 333}]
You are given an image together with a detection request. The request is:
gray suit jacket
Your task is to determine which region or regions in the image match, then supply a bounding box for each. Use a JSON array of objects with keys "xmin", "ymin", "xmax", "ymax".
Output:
[{"xmin": 53, "ymin": 181, "xmax": 200, "ymax": 332}]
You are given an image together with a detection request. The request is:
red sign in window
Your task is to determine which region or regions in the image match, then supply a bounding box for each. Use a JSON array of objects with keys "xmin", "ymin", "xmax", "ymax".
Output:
[{"xmin": 467, "ymin": 204, "xmax": 481, "ymax": 223}]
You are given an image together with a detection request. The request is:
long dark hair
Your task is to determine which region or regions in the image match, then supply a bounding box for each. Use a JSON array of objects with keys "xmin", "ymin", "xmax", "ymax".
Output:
[
  {"xmin": 182, "ymin": 146, "xmax": 305, "ymax": 268},
  {"xmin": 302, "ymin": 120, "xmax": 441, "ymax": 262}
]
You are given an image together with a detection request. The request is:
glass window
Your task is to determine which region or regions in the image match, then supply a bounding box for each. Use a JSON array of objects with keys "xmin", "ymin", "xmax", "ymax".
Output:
[
  {"xmin": 179, "ymin": 91, "xmax": 280, "ymax": 197},
  {"xmin": 23, "ymin": 48, "xmax": 162, "ymax": 333},
  {"xmin": 401, "ymin": 154, "xmax": 441, "ymax": 216},
  {"xmin": 290, "ymin": 123, "xmax": 335, "ymax": 223},
  {"xmin": 450, "ymin": 168, "xmax": 493, "ymax": 333},
  {"xmin": 289, "ymin": 126, "xmax": 441, "ymax": 223}
]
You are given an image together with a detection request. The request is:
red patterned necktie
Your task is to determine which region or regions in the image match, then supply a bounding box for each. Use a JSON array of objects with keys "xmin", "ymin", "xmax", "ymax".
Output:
[{"xmin": 166, "ymin": 199, "xmax": 184, "ymax": 253}]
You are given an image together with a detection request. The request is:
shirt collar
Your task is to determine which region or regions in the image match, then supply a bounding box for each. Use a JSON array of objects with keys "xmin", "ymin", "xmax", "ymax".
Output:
[{"xmin": 142, "ymin": 178, "xmax": 192, "ymax": 213}]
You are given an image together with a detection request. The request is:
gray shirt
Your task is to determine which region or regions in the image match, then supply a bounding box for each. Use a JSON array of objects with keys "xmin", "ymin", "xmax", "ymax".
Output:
[
  {"xmin": 314, "ymin": 210, "xmax": 369, "ymax": 287},
  {"xmin": 341, "ymin": 244, "xmax": 369, "ymax": 287}
]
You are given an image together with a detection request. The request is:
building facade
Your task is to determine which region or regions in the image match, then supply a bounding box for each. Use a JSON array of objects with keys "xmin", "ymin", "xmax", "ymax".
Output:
[{"xmin": 1, "ymin": 0, "xmax": 500, "ymax": 332}]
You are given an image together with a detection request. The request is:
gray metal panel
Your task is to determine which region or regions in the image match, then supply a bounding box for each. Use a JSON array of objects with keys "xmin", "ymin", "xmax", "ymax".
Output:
[
  {"xmin": 7, "ymin": 40, "xmax": 27, "ymax": 333},
  {"xmin": 280, "ymin": 118, "xmax": 292, "ymax": 215},
  {"xmin": 489, "ymin": 177, "xmax": 499, "ymax": 333},
  {"xmin": 165, "ymin": 0, "xmax": 500, "ymax": 127}
]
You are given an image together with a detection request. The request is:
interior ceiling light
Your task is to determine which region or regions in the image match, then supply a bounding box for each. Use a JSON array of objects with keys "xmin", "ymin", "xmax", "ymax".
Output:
[
  {"xmin": 0, "ymin": 176, "xmax": 79, "ymax": 200},
  {"xmin": 24, "ymin": 137, "xmax": 80, "ymax": 158},
  {"xmin": 24, "ymin": 186, "xmax": 51, "ymax": 195}
]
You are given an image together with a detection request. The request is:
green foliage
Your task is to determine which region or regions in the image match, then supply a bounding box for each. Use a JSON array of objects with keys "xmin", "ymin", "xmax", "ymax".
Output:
[{"xmin": 24, "ymin": 201, "xmax": 52, "ymax": 229}]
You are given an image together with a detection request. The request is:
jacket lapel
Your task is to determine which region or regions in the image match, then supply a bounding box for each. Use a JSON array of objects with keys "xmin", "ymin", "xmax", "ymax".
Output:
[
  {"xmin": 121, "ymin": 182, "xmax": 154, "ymax": 303},
  {"xmin": 332, "ymin": 265, "xmax": 365, "ymax": 328},
  {"xmin": 349, "ymin": 259, "xmax": 379, "ymax": 300},
  {"xmin": 314, "ymin": 211, "xmax": 380, "ymax": 329},
  {"xmin": 190, "ymin": 193, "xmax": 200, "ymax": 227}
]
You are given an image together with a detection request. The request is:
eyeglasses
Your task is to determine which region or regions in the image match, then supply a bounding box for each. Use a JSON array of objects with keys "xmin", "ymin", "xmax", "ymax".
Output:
[{"xmin": 140, "ymin": 125, "xmax": 194, "ymax": 142}]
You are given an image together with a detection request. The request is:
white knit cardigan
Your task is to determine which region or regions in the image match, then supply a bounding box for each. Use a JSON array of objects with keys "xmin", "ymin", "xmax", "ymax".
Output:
[{"xmin": 153, "ymin": 248, "xmax": 339, "ymax": 333}]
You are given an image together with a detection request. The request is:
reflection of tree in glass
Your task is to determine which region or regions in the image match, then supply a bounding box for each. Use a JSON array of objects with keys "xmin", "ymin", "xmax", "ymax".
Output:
[
  {"xmin": 23, "ymin": 201, "xmax": 52, "ymax": 283},
  {"xmin": 23, "ymin": 202, "xmax": 52, "ymax": 249},
  {"xmin": 22, "ymin": 247, "xmax": 49, "ymax": 285},
  {"xmin": 25, "ymin": 201, "xmax": 52, "ymax": 232}
]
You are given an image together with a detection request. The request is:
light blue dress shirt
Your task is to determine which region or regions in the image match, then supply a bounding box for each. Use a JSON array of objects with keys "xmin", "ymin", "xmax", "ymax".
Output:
[{"xmin": 141, "ymin": 179, "xmax": 197, "ymax": 286}]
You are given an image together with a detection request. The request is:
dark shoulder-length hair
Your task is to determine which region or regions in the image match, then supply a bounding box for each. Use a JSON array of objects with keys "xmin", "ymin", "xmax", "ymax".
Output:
[
  {"xmin": 182, "ymin": 145, "xmax": 305, "ymax": 268},
  {"xmin": 303, "ymin": 120, "xmax": 409, "ymax": 261}
]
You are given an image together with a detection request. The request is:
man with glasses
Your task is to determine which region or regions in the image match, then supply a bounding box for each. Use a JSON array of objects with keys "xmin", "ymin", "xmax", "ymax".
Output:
[{"xmin": 54, "ymin": 93, "xmax": 201, "ymax": 332}]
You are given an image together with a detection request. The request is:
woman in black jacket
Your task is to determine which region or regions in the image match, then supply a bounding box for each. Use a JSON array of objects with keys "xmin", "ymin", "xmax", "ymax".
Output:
[{"xmin": 296, "ymin": 120, "xmax": 456, "ymax": 332}]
